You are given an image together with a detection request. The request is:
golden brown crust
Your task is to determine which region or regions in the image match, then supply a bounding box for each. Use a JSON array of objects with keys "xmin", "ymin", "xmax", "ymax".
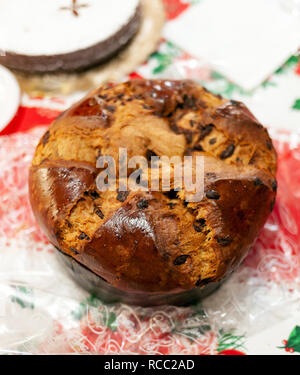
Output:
[{"xmin": 29, "ymin": 79, "xmax": 277, "ymax": 293}]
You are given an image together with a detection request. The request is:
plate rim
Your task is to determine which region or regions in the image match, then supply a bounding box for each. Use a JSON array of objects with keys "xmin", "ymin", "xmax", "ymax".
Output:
[{"xmin": 0, "ymin": 65, "xmax": 20, "ymax": 132}]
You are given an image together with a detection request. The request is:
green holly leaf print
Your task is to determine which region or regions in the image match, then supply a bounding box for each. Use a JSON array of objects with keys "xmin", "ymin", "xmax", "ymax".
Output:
[
  {"xmin": 71, "ymin": 302, "xmax": 87, "ymax": 320},
  {"xmin": 275, "ymin": 55, "xmax": 300, "ymax": 75},
  {"xmin": 286, "ymin": 326, "xmax": 300, "ymax": 352},
  {"xmin": 278, "ymin": 326, "xmax": 300, "ymax": 353},
  {"xmin": 217, "ymin": 331, "xmax": 245, "ymax": 352},
  {"xmin": 292, "ymin": 99, "xmax": 300, "ymax": 110},
  {"xmin": 152, "ymin": 53, "xmax": 172, "ymax": 74},
  {"xmin": 10, "ymin": 286, "xmax": 34, "ymax": 310},
  {"xmin": 207, "ymin": 54, "xmax": 299, "ymax": 98},
  {"xmin": 71, "ymin": 294, "xmax": 101, "ymax": 321},
  {"xmin": 261, "ymin": 80, "xmax": 277, "ymax": 89},
  {"xmin": 204, "ymin": 71, "xmax": 250, "ymax": 99},
  {"xmin": 71, "ymin": 295, "xmax": 118, "ymax": 332},
  {"xmin": 150, "ymin": 41, "xmax": 181, "ymax": 75},
  {"xmin": 107, "ymin": 312, "xmax": 117, "ymax": 332}
]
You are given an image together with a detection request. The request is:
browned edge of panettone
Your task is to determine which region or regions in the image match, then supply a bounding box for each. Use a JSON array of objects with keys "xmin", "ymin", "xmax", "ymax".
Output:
[{"xmin": 55, "ymin": 248, "xmax": 224, "ymax": 306}]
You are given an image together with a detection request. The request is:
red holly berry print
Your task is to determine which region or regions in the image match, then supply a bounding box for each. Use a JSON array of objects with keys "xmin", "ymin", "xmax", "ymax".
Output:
[
  {"xmin": 295, "ymin": 61, "xmax": 300, "ymax": 76},
  {"xmin": 129, "ymin": 72, "xmax": 144, "ymax": 80},
  {"xmin": 163, "ymin": 0, "xmax": 190, "ymax": 20},
  {"xmin": 279, "ymin": 326, "xmax": 300, "ymax": 354}
]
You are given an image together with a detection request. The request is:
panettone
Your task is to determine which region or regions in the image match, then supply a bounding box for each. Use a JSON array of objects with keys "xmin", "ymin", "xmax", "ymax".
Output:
[{"xmin": 29, "ymin": 79, "xmax": 277, "ymax": 302}]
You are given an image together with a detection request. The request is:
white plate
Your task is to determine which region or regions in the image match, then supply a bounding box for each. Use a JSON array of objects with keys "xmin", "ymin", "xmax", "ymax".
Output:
[{"xmin": 0, "ymin": 65, "xmax": 20, "ymax": 131}]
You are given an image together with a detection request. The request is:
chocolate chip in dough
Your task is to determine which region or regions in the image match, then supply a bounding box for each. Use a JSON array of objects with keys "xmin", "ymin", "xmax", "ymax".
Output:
[
  {"xmin": 105, "ymin": 105, "xmax": 116, "ymax": 113},
  {"xmin": 42, "ymin": 130, "xmax": 50, "ymax": 146},
  {"xmin": 78, "ymin": 232, "xmax": 90, "ymax": 241},
  {"xmin": 146, "ymin": 149, "xmax": 157, "ymax": 162},
  {"xmin": 137, "ymin": 199, "xmax": 149, "ymax": 210},
  {"xmin": 270, "ymin": 199, "xmax": 276, "ymax": 212},
  {"xmin": 199, "ymin": 124, "xmax": 214, "ymax": 140},
  {"xmin": 90, "ymin": 191, "xmax": 100, "ymax": 200},
  {"xmin": 193, "ymin": 219, "xmax": 206, "ymax": 232},
  {"xmin": 266, "ymin": 141, "xmax": 272, "ymax": 150},
  {"xmin": 173, "ymin": 255, "xmax": 189, "ymax": 266},
  {"xmin": 70, "ymin": 247, "xmax": 80, "ymax": 255},
  {"xmin": 193, "ymin": 144, "xmax": 203, "ymax": 152},
  {"xmin": 215, "ymin": 235, "xmax": 232, "ymax": 246},
  {"xmin": 254, "ymin": 178, "xmax": 263, "ymax": 186},
  {"xmin": 206, "ymin": 190, "xmax": 220, "ymax": 200},
  {"xmin": 94, "ymin": 208, "xmax": 104, "ymax": 219},
  {"xmin": 220, "ymin": 144, "xmax": 235, "ymax": 159},
  {"xmin": 117, "ymin": 191, "xmax": 129, "ymax": 202}
]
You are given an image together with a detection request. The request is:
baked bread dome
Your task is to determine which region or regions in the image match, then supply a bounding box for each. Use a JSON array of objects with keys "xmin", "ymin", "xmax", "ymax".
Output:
[
  {"xmin": 0, "ymin": 0, "xmax": 141, "ymax": 72},
  {"xmin": 29, "ymin": 79, "xmax": 277, "ymax": 301}
]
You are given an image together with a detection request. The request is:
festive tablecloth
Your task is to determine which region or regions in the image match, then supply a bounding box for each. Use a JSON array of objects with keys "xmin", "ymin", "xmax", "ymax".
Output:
[{"xmin": 0, "ymin": 0, "xmax": 300, "ymax": 355}]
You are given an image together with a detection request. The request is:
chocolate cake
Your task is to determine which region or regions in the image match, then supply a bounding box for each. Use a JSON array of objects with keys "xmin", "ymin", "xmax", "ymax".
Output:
[{"xmin": 0, "ymin": 0, "xmax": 141, "ymax": 72}]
